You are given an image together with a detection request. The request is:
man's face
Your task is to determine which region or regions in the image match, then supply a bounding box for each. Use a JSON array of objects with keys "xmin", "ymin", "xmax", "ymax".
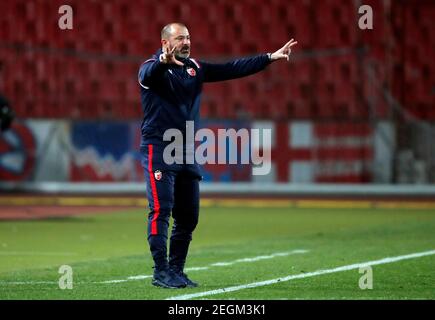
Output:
[{"xmin": 163, "ymin": 25, "xmax": 191, "ymax": 59}]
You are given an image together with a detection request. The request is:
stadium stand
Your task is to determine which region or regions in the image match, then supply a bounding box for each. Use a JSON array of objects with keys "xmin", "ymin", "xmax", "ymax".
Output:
[{"xmin": 0, "ymin": 0, "xmax": 433, "ymax": 122}]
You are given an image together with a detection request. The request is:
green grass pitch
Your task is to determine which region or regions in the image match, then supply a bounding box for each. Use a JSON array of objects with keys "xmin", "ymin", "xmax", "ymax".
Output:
[{"xmin": 0, "ymin": 205, "xmax": 434, "ymax": 300}]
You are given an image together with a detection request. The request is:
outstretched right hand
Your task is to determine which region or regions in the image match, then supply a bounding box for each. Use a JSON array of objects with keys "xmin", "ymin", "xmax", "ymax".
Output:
[
  {"xmin": 159, "ymin": 46, "xmax": 184, "ymax": 66},
  {"xmin": 270, "ymin": 38, "xmax": 298, "ymax": 61}
]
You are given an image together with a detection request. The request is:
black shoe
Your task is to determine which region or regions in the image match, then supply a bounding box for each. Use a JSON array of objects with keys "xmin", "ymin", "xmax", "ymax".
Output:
[
  {"xmin": 170, "ymin": 267, "xmax": 198, "ymax": 288},
  {"xmin": 152, "ymin": 267, "xmax": 186, "ymax": 289}
]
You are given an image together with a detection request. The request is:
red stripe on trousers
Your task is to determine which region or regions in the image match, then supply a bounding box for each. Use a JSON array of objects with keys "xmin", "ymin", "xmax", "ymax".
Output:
[{"xmin": 148, "ymin": 145, "xmax": 160, "ymax": 235}]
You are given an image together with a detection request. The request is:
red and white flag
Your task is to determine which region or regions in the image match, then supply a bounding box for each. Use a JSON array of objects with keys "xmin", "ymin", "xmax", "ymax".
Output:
[{"xmin": 252, "ymin": 121, "xmax": 373, "ymax": 183}]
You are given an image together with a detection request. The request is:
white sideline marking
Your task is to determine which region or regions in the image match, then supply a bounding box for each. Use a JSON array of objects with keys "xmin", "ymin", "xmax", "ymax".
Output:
[
  {"xmin": 97, "ymin": 249, "xmax": 308, "ymax": 284},
  {"xmin": 185, "ymin": 267, "xmax": 209, "ymax": 271},
  {"xmin": 209, "ymin": 251, "xmax": 307, "ymax": 267},
  {"xmin": 166, "ymin": 249, "xmax": 435, "ymax": 300},
  {"xmin": 0, "ymin": 250, "xmax": 308, "ymax": 286}
]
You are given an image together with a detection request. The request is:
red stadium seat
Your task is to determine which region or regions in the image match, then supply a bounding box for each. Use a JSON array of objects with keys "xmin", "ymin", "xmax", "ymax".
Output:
[{"xmin": 1, "ymin": 0, "xmax": 431, "ymax": 123}]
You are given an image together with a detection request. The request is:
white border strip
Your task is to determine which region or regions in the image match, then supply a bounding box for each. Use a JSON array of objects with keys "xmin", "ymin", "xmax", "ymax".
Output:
[{"xmin": 167, "ymin": 249, "xmax": 435, "ymax": 300}]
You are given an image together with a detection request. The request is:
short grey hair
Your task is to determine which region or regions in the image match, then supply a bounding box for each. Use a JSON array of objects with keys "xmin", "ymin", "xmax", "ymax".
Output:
[{"xmin": 161, "ymin": 22, "xmax": 188, "ymax": 39}]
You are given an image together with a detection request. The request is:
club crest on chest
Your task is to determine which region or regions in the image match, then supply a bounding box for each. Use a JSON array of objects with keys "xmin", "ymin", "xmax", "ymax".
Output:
[
  {"xmin": 186, "ymin": 68, "xmax": 196, "ymax": 76},
  {"xmin": 154, "ymin": 170, "xmax": 162, "ymax": 181}
]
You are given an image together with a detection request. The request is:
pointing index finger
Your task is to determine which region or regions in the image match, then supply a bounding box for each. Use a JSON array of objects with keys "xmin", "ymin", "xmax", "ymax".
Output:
[
  {"xmin": 284, "ymin": 39, "xmax": 294, "ymax": 47},
  {"xmin": 288, "ymin": 41, "xmax": 298, "ymax": 48}
]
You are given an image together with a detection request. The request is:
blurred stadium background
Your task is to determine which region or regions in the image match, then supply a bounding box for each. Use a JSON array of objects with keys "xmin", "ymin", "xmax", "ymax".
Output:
[{"xmin": 0, "ymin": 0, "xmax": 434, "ymax": 203}]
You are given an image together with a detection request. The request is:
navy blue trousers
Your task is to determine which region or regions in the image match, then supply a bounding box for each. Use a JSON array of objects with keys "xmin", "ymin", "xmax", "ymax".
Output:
[{"xmin": 142, "ymin": 144, "xmax": 200, "ymax": 270}]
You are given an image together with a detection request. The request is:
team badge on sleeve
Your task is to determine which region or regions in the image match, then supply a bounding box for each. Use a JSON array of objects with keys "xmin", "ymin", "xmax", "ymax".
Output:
[
  {"xmin": 187, "ymin": 68, "xmax": 196, "ymax": 76},
  {"xmin": 154, "ymin": 170, "xmax": 162, "ymax": 181}
]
